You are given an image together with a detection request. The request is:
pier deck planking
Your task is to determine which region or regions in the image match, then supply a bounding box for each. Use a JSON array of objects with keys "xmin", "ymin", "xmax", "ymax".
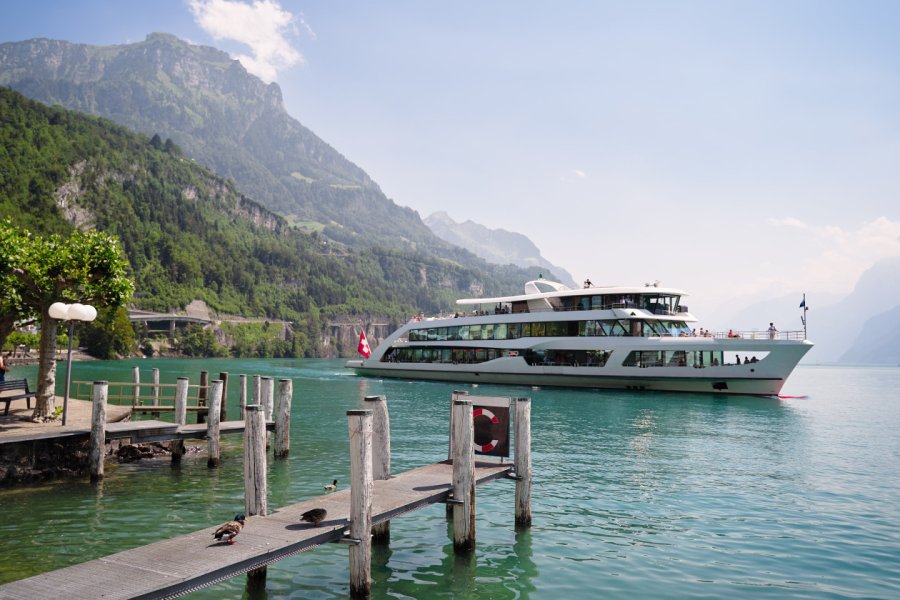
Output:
[{"xmin": 0, "ymin": 461, "xmax": 513, "ymax": 599}]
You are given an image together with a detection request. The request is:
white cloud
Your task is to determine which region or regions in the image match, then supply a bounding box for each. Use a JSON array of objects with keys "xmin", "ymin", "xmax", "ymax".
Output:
[
  {"xmin": 188, "ymin": 0, "xmax": 305, "ymax": 82},
  {"xmin": 560, "ymin": 168, "xmax": 587, "ymax": 183}
]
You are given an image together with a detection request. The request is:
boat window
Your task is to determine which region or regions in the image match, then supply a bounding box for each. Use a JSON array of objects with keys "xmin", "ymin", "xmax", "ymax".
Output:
[
  {"xmin": 469, "ymin": 326, "xmax": 482, "ymax": 340},
  {"xmin": 494, "ymin": 323, "xmax": 508, "ymax": 340},
  {"xmin": 508, "ymin": 323, "xmax": 522, "ymax": 339},
  {"xmin": 481, "ymin": 324, "xmax": 494, "ymax": 340}
]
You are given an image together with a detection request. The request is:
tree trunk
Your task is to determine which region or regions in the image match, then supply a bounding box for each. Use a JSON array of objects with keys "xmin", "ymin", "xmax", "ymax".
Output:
[{"xmin": 32, "ymin": 310, "xmax": 59, "ymax": 420}]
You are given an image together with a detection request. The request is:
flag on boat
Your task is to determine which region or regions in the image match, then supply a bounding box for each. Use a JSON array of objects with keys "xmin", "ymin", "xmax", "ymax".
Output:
[
  {"xmin": 799, "ymin": 297, "xmax": 806, "ymax": 308},
  {"xmin": 357, "ymin": 330, "xmax": 371, "ymax": 358}
]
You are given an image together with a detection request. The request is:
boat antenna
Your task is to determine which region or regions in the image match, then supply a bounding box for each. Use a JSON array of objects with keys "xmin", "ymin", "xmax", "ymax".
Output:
[{"xmin": 800, "ymin": 293, "xmax": 808, "ymax": 339}]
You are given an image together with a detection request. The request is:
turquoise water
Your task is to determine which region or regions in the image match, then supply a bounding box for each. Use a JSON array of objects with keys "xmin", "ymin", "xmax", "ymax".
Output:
[{"xmin": 1, "ymin": 359, "xmax": 898, "ymax": 598}]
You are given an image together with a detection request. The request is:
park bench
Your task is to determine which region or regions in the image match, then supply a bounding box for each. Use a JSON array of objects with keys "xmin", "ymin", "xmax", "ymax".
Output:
[{"xmin": 0, "ymin": 378, "xmax": 36, "ymax": 416}]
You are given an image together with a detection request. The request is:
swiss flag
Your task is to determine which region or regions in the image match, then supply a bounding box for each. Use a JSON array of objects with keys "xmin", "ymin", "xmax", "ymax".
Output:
[{"xmin": 357, "ymin": 330, "xmax": 371, "ymax": 358}]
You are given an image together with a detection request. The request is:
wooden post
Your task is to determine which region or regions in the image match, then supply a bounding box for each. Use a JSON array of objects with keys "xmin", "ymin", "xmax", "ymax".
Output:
[
  {"xmin": 261, "ymin": 377, "xmax": 274, "ymax": 421},
  {"xmin": 451, "ymin": 398, "xmax": 475, "ymax": 552},
  {"xmin": 261, "ymin": 376, "xmax": 274, "ymax": 449},
  {"xmin": 244, "ymin": 403, "xmax": 268, "ymax": 586},
  {"xmin": 89, "ymin": 381, "xmax": 108, "ymax": 483},
  {"xmin": 207, "ymin": 380, "xmax": 223, "ymax": 468},
  {"xmin": 198, "ymin": 370, "xmax": 209, "ymax": 423},
  {"xmin": 239, "ymin": 374, "xmax": 247, "ymax": 419},
  {"xmin": 447, "ymin": 390, "xmax": 468, "ymax": 517},
  {"xmin": 274, "ymin": 378, "xmax": 292, "ymax": 459},
  {"xmin": 347, "ymin": 409, "xmax": 373, "ymax": 598},
  {"xmin": 131, "ymin": 366, "xmax": 140, "ymax": 406},
  {"xmin": 218, "ymin": 372, "xmax": 229, "ymax": 422},
  {"xmin": 171, "ymin": 377, "xmax": 188, "ymax": 464},
  {"xmin": 365, "ymin": 395, "xmax": 391, "ymax": 543},
  {"xmin": 152, "ymin": 368, "xmax": 160, "ymax": 416},
  {"xmin": 514, "ymin": 397, "xmax": 533, "ymax": 527},
  {"xmin": 244, "ymin": 404, "xmax": 268, "ymax": 517},
  {"xmin": 152, "ymin": 368, "xmax": 160, "ymax": 405}
]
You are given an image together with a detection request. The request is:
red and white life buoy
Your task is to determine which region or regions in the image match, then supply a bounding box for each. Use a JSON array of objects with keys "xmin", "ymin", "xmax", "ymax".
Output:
[{"xmin": 473, "ymin": 407, "xmax": 500, "ymax": 453}]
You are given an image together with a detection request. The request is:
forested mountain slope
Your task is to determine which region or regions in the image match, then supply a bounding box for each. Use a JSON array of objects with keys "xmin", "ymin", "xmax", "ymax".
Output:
[{"xmin": 0, "ymin": 87, "xmax": 538, "ymax": 355}]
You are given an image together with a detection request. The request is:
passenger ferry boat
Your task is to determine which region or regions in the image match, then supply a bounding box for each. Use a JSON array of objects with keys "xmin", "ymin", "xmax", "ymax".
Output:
[{"xmin": 347, "ymin": 279, "xmax": 812, "ymax": 396}]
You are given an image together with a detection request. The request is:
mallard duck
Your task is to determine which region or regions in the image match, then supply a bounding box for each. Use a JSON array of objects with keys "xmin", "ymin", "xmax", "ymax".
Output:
[
  {"xmin": 324, "ymin": 479, "xmax": 337, "ymax": 491},
  {"xmin": 300, "ymin": 508, "xmax": 327, "ymax": 526},
  {"xmin": 213, "ymin": 513, "xmax": 245, "ymax": 544}
]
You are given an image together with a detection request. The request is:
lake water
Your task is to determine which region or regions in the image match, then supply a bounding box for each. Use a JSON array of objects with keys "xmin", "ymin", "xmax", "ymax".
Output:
[{"xmin": 1, "ymin": 359, "xmax": 898, "ymax": 599}]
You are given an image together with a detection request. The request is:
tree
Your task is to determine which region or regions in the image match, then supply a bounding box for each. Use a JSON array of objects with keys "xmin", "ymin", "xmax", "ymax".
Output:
[{"xmin": 0, "ymin": 222, "xmax": 133, "ymax": 419}]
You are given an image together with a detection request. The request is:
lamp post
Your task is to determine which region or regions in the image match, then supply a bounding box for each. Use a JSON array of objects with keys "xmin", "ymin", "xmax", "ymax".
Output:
[{"xmin": 49, "ymin": 302, "xmax": 97, "ymax": 426}]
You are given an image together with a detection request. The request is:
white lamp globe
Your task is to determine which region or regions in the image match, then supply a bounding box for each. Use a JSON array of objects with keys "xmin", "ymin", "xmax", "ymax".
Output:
[
  {"xmin": 82, "ymin": 305, "xmax": 98, "ymax": 322},
  {"xmin": 68, "ymin": 303, "xmax": 91, "ymax": 321},
  {"xmin": 49, "ymin": 302, "xmax": 70, "ymax": 320}
]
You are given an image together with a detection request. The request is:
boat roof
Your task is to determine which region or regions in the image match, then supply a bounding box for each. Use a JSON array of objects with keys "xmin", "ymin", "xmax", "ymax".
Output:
[{"xmin": 457, "ymin": 280, "xmax": 688, "ymax": 306}]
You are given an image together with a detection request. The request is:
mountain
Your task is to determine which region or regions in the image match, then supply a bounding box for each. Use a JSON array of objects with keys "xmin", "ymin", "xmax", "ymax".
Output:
[
  {"xmin": 0, "ymin": 33, "xmax": 452, "ymax": 254},
  {"xmin": 841, "ymin": 304, "xmax": 900, "ymax": 365},
  {"xmin": 424, "ymin": 211, "xmax": 575, "ymax": 287},
  {"xmin": 0, "ymin": 87, "xmax": 538, "ymax": 355}
]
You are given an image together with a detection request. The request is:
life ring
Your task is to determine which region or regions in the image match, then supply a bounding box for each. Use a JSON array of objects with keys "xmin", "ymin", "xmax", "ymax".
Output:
[{"xmin": 473, "ymin": 407, "xmax": 500, "ymax": 453}]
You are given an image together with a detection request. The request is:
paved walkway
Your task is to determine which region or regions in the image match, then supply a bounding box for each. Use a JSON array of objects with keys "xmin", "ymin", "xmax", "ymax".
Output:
[{"xmin": 0, "ymin": 396, "xmax": 131, "ymax": 442}]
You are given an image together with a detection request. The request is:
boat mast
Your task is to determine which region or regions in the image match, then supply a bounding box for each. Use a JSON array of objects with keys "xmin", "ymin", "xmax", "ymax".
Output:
[{"xmin": 800, "ymin": 293, "xmax": 808, "ymax": 340}]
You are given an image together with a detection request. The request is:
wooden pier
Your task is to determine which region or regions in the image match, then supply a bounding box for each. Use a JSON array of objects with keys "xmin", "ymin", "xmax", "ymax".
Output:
[{"xmin": 0, "ymin": 461, "xmax": 514, "ymax": 599}]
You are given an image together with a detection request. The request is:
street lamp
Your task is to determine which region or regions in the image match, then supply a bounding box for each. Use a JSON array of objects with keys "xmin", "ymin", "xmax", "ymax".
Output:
[{"xmin": 49, "ymin": 302, "xmax": 97, "ymax": 426}]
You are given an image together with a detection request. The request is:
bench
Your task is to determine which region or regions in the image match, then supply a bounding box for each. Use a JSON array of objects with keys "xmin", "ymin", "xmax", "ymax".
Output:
[{"xmin": 0, "ymin": 378, "xmax": 36, "ymax": 416}]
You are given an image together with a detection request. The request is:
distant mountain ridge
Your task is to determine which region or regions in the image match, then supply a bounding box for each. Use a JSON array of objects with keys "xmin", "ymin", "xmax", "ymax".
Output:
[
  {"xmin": 0, "ymin": 33, "xmax": 447, "ymax": 252},
  {"xmin": 425, "ymin": 211, "xmax": 576, "ymax": 287}
]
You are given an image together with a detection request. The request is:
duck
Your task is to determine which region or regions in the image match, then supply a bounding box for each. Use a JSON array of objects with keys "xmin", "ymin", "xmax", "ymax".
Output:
[
  {"xmin": 213, "ymin": 513, "xmax": 245, "ymax": 545},
  {"xmin": 324, "ymin": 479, "xmax": 337, "ymax": 491},
  {"xmin": 300, "ymin": 508, "xmax": 327, "ymax": 527}
]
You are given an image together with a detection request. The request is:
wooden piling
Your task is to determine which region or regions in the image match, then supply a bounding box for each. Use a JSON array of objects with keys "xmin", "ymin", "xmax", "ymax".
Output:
[
  {"xmin": 218, "ymin": 372, "xmax": 229, "ymax": 422},
  {"xmin": 171, "ymin": 377, "xmax": 188, "ymax": 464},
  {"xmin": 244, "ymin": 403, "xmax": 269, "ymax": 585},
  {"xmin": 451, "ymin": 398, "xmax": 475, "ymax": 552},
  {"xmin": 447, "ymin": 390, "xmax": 468, "ymax": 517},
  {"xmin": 152, "ymin": 368, "xmax": 160, "ymax": 417},
  {"xmin": 261, "ymin": 377, "xmax": 274, "ymax": 421},
  {"xmin": 239, "ymin": 374, "xmax": 247, "ymax": 419},
  {"xmin": 207, "ymin": 379, "xmax": 223, "ymax": 468},
  {"xmin": 131, "ymin": 366, "xmax": 140, "ymax": 406},
  {"xmin": 365, "ymin": 395, "xmax": 391, "ymax": 542},
  {"xmin": 152, "ymin": 368, "xmax": 160, "ymax": 407},
  {"xmin": 244, "ymin": 404, "xmax": 268, "ymax": 517},
  {"xmin": 198, "ymin": 370, "xmax": 209, "ymax": 423},
  {"xmin": 89, "ymin": 381, "xmax": 108, "ymax": 483},
  {"xmin": 348, "ymin": 409, "xmax": 374, "ymax": 598},
  {"xmin": 514, "ymin": 398, "xmax": 533, "ymax": 527},
  {"xmin": 274, "ymin": 379, "xmax": 292, "ymax": 459}
]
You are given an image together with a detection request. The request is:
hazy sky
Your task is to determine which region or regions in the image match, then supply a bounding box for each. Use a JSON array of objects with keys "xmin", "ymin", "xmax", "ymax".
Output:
[{"xmin": 3, "ymin": 0, "xmax": 899, "ymax": 320}]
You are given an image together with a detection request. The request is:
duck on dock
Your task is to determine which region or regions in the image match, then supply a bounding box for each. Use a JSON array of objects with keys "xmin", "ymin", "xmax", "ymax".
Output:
[
  {"xmin": 300, "ymin": 508, "xmax": 327, "ymax": 527},
  {"xmin": 213, "ymin": 513, "xmax": 245, "ymax": 545},
  {"xmin": 324, "ymin": 479, "xmax": 337, "ymax": 491}
]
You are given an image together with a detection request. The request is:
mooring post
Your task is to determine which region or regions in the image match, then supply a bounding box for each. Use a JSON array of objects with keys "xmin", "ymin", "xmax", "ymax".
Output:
[
  {"xmin": 347, "ymin": 409, "xmax": 373, "ymax": 598},
  {"xmin": 131, "ymin": 366, "xmax": 140, "ymax": 406},
  {"xmin": 207, "ymin": 379, "xmax": 223, "ymax": 468},
  {"xmin": 152, "ymin": 368, "xmax": 160, "ymax": 405},
  {"xmin": 514, "ymin": 398, "xmax": 533, "ymax": 527},
  {"xmin": 218, "ymin": 371, "xmax": 229, "ymax": 422},
  {"xmin": 244, "ymin": 403, "xmax": 269, "ymax": 585},
  {"xmin": 89, "ymin": 380, "xmax": 108, "ymax": 483},
  {"xmin": 447, "ymin": 390, "xmax": 468, "ymax": 517},
  {"xmin": 244, "ymin": 404, "xmax": 268, "ymax": 516},
  {"xmin": 274, "ymin": 378, "xmax": 292, "ymax": 459},
  {"xmin": 451, "ymin": 398, "xmax": 475, "ymax": 552},
  {"xmin": 171, "ymin": 376, "xmax": 188, "ymax": 464},
  {"xmin": 366, "ymin": 395, "xmax": 391, "ymax": 542},
  {"xmin": 260, "ymin": 376, "xmax": 274, "ymax": 449},
  {"xmin": 151, "ymin": 367, "xmax": 160, "ymax": 409},
  {"xmin": 198, "ymin": 370, "xmax": 209, "ymax": 423},
  {"xmin": 239, "ymin": 374, "xmax": 247, "ymax": 419}
]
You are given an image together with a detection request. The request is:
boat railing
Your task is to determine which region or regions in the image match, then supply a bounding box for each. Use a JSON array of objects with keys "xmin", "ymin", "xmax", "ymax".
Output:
[{"xmin": 705, "ymin": 330, "xmax": 806, "ymax": 341}]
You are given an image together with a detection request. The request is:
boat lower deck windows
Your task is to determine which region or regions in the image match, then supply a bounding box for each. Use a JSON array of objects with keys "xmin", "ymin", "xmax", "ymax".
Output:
[{"xmin": 624, "ymin": 350, "xmax": 726, "ymax": 368}]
